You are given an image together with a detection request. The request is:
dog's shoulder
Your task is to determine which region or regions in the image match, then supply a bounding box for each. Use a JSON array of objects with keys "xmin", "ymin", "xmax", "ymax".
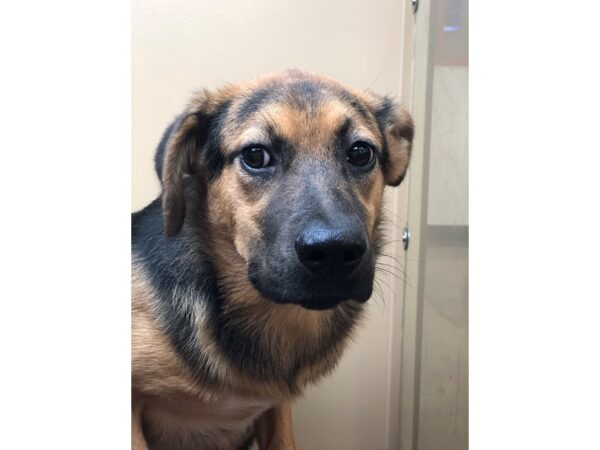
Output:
[{"xmin": 131, "ymin": 264, "xmax": 200, "ymax": 396}]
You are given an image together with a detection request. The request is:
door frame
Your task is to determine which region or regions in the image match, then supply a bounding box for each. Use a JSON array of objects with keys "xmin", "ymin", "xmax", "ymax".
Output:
[{"xmin": 389, "ymin": 1, "xmax": 436, "ymax": 449}]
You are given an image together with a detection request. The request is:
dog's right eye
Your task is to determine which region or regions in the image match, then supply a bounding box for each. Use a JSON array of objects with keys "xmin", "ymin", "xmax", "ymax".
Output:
[{"xmin": 241, "ymin": 146, "xmax": 272, "ymax": 169}]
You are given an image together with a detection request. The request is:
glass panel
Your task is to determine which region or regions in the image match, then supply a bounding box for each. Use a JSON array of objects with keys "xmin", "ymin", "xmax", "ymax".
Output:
[{"xmin": 414, "ymin": 0, "xmax": 468, "ymax": 449}]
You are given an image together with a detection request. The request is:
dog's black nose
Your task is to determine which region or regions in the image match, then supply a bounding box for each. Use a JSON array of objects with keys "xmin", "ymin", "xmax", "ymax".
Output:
[{"xmin": 295, "ymin": 226, "xmax": 367, "ymax": 275}]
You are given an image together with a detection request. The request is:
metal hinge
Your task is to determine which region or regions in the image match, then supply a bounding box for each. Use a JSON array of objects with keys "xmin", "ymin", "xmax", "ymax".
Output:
[{"xmin": 402, "ymin": 225, "xmax": 411, "ymax": 251}]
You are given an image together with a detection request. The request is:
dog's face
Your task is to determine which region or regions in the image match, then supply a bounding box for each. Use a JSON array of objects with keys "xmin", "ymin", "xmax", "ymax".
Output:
[{"xmin": 160, "ymin": 70, "xmax": 413, "ymax": 310}]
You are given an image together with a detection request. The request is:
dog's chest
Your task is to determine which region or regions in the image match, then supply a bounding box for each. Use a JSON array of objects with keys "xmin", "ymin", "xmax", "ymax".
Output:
[{"xmin": 143, "ymin": 393, "xmax": 274, "ymax": 450}]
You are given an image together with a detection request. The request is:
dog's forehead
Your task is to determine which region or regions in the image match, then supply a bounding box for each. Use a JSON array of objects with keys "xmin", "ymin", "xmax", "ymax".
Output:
[{"xmin": 219, "ymin": 74, "xmax": 382, "ymax": 153}]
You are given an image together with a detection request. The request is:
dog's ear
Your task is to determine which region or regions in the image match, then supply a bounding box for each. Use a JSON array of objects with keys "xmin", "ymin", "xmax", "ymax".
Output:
[
  {"xmin": 160, "ymin": 92, "xmax": 216, "ymax": 237},
  {"xmin": 373, "ymin": 97, "xmax": 414, "ymax": 186}
]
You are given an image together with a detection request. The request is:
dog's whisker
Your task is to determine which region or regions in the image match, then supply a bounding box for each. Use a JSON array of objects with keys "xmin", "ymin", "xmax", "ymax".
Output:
[
  {"xmin": 374, "ymin": 273, "xmax": 396, "ymax": 294},
  {"xmin": 375, "ymin": 266, "xmax": 413, "ymax": 289}
]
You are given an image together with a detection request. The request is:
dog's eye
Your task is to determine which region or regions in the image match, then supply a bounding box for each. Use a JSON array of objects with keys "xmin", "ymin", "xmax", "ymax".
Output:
[
  {"xmin": 347, "ymin": 142, "xmax": 374, "ymax": 167},
  {"xmin": 242, "ymin": 146, "xmax": 271, "ymax": 169}
]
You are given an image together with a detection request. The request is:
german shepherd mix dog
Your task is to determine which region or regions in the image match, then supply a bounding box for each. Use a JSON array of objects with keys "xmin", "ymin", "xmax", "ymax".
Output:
[{"xmin": 132, "ymin": 70, "xmax": 413, "ymax": 450}]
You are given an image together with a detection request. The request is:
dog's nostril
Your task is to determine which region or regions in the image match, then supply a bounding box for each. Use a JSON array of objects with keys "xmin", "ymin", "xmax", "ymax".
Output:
[
  {"xmin": 307, "ymin": 249, "xmax": 326, "ymax": 265},
  {"xmin": 342, "ymin": 243, "xmax": 366, "ymax": 268},
  {"xmin": 343, "ymin": 249, "xmax": 360, "ymax": 265},
  {"xmin": 296, "ymin": 228, "xmax": 367, "ymax": 274}
]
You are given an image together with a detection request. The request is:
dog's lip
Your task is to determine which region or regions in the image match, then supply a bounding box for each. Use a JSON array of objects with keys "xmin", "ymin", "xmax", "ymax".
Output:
[
  {"xmin": 247, "ymin": 265, "xmax": 373, "ymax": 309},
  {"xmin": 264, "ymin": 292, "xmax": 348, "ymax": 310},
  {"xmin": 296, "ymin": 296, "xmax": 347, "ymax": 310},
  {"xmin": 249, "ymin": 279, "xmax": 361, "ymax": 310},
  {"xmin": 249, "ymin": 275, "xmax": 334, "ymax": 306}
]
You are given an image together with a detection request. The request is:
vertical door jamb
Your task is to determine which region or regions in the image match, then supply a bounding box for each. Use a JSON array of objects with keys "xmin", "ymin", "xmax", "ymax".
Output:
[{"xmin": 396, "ymin": 1, "xmax": 435, "ymax": 449}]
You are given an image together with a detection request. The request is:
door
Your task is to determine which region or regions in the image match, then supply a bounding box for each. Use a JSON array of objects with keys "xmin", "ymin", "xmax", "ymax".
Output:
[{"xmin": 399, "ymin": 0, "xmax": 469, "ymax": 449}]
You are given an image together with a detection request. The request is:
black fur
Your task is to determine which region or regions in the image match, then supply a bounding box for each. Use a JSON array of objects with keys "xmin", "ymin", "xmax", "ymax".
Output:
[
  {"xmin": 373, "ymin": 96, "xmax": 394, "ymax": 177},
  {"xmin": 235, "ymin": 434, "xmax": 255, "ymax": 450},
  {"xmin": 204, "ymin": 100, "xmax": 233, "ymax": 181},
  {"xmin": 334, "ymin": 88, "xmax": 372, "ymax": 122},
  {"xmin": 235, "ymin": 86, "xmax": 276, "ymax": 122},
  {"xmin": 154, "ymin": 120, "xmax": 177, "ymax": 183},
  {"xmin": 132, "ymin": 194, "xmax": 221, "ymax": 386}
]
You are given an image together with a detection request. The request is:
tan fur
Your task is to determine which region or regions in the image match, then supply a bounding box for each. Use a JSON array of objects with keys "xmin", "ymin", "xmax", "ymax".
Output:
[
  {"xmin": 255, "ymin": 403, "xmax": 296, "ymax": 450},
  {"xmin": 133, "ymin": 70, "xmax": 412, "ymax": 449},
  {"xmin": 203, "ymin": 226, "xmax": 354, "ymax": 396},
  {"xmin": 132, "ymin": 397, "xmax": 149, "ymax": 450},
  {"xmin": 356, "ymin": 171, "xmax": 386, "ymax": 236},
  {"xmin": 133, "ymin": 264, "xmax": 294, "ymax": 449},
  {"xmin": 240, "ymin": 101, "xmax": 379, "ymax": 157},
  {"xmin": 132, "ymin": 266, "xmax": 202, "ymax": 397},
  {"xmin": 208, "ymin": 170, "xmax": 268, "ymax": 261},
  {"xmin": 133, "ymin": 260, "xmax": 344, "ymax": 448}
]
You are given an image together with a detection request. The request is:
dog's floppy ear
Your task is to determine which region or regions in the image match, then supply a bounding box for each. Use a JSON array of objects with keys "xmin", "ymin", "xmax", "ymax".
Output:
[
  {"xmin": 374, "ymin": 97, "xmax": 414, "ymax": 186},
  {"xmin": 160, "ymin": 92, "xmax": 216, "ymax": 237}
]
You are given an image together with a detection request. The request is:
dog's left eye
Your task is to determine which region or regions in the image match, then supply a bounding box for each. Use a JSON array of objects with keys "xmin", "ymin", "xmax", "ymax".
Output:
[
  {"xmin": 241, "ymin": 146, "xmax": 272, "ymax": 169},
  {"xmin": 347, "ymin": 142, "xmax": 374, "ymax": 167}
]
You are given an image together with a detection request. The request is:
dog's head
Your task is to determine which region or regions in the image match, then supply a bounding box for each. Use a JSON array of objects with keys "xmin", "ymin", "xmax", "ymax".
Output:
[{"xmin": 159, "ymin": 70, "xmax": 413, "ymax": 310}]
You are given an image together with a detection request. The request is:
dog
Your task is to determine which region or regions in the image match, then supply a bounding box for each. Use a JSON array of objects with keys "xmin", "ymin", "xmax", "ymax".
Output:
[{"xmin": 132, "ymin": 69, "xmax": 413, "ymax": 450}]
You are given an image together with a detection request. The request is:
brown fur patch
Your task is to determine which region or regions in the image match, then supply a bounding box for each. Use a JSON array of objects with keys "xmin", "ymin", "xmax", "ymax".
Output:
[
  {"xmin": 255, "ymin": 403, "xmax": 296, "ymax": 450},
  {"xmin": 132, "ymin": 265, "xmax": 205, "ymax": 397},
  {"xmin": 133, "ymin": 265, "xmax": 289, "ymax": 448},
  {"xmin": 132, "ymin": 397, "xmax": 149, "ymax": 450}
]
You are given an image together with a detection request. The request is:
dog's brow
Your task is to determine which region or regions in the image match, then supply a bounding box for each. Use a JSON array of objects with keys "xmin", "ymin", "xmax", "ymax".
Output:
[
  {"xmin": 335, "ymin": 90, "xmax": 372, "ymax": 122},
  {"xmin": 336, "ymin": 117, "xmax": 352, "ymax": 137},
  {"xmin": 235, "ymin": 127, "xmax": 270, "ymax": 148},
  {"xmin": 335, "ymin": 118, "xmax": 380, "ymax": 150},
  {"xmin": 236, "ymin": 87, "xmax": 279, "ymax": 122}
]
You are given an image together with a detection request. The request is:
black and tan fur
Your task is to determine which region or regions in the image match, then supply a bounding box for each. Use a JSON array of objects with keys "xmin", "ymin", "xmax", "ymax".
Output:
[{"xmin": 132, "ymin": 69, "xmax": 413, "ymax": 449}]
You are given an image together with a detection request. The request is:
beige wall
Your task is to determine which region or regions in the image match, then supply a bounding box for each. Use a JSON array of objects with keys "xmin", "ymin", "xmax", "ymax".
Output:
[{"xmin": 132, "ymin": 1, "xmax": 411, "ymax": 449}]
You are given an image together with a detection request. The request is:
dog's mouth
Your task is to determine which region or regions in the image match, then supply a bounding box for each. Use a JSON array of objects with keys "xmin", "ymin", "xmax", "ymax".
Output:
[
  {"xmin": 260, "ymin": 289, "xmax": 349, "ymax": 310},
  {"xmin": 246, "ymin": 242, "xmax": 376, "ymax": 310},
  {"xmin": 295, "ymin": 296, "xmax": 348, "ymax": 310},
  {"xmin": 248, "ymin": 272, "xmax": 371, "ymax": 310},
  {"xmin": 271, "ymin": 289, "xmax": 348, "ymax": 309}
]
